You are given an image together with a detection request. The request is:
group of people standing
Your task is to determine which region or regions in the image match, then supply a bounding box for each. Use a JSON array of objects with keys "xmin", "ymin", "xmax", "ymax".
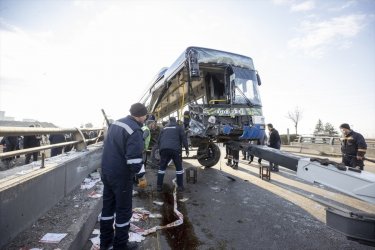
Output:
[
  {"xmin": 0, "ymin": 125, "xmax": 69, "ymax": 168},
  {"xmin": 227, "ymin": 123, "xmax": 281, "ymax": 172}
]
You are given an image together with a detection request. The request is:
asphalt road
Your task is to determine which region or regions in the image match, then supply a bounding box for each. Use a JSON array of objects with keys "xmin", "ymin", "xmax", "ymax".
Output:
[
  {"xmin": 3, "ymin": 146, "xmax": 374, "ymax": 249},
  {"xmin": 93, "ymin": 148, "xmax": 375, "ymax": 250}
]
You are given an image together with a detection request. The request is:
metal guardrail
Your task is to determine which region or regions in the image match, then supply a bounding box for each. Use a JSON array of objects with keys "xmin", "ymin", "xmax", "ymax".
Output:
[
  {"xmin": 0, "ymin": 126, "xmax": 104, "ymax": 160},
  {"xmin": 294, "ymin": 135, "xmax": 375, "ymax": 148}
]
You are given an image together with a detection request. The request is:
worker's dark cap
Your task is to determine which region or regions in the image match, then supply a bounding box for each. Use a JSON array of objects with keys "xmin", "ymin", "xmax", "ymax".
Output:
[
  {"xmin": 130, "ymin": 103, "xmax": 148, "ymax": 117},
  {"xmin": 169, "ymin": 117, "xmax": 176, "ymax": 123},
  {"xmin": 339, "ymin": 123, "xmax": 351, "ymax": 130}
]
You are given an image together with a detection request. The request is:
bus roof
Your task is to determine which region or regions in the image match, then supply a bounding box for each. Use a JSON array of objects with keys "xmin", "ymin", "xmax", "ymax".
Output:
[{"xmin": 164, "ymin": 46, "xmax": 255, "ymax": 83}]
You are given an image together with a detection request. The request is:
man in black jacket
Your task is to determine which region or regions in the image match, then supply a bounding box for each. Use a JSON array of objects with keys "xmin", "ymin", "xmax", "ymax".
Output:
[
  {"xmin": 267, "ymin": 123, "xmax": 281, "ymax": 172},
  {"xmin": 339, "ymin": 123, "xmax": 367, "ymax": 170},
  {"xmin": 1, "ymin": 136, "xmax": 18, "ymax": 166},
  {"xmin": 157, "ymin": 117, "xmax": 189, "ymax": 192},
  {"xmin": 49, "ymin": 134, "xmax": 66, "ymax": 157},
  {"xmin": 23, "ymin": 125, "xmax": 41, "ymax": 164},
  {"xmin": 100, "ymin": 102, "xmax": 148, "ymax": 250}
]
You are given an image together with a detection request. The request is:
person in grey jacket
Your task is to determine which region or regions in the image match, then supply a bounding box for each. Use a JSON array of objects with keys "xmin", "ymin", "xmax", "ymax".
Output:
[{"xmin": 156, "ymin": 117, "xmax": 189, "ymax": 192}]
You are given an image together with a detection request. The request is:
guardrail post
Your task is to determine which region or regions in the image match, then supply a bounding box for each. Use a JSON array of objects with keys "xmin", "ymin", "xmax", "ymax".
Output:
[
  {"xmin": 73, "ymin": 128, "xmax": 87, "ymax": 151},
  {"xmin": 329, "ymin": 137, "xmax": 334, "ymax": 145}
]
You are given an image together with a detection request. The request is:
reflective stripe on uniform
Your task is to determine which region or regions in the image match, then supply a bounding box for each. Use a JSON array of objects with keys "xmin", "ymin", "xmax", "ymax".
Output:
[
  {"xmin": 113, "ymin": 121, "xmax": 134, "ymax": 135},
  {"xmin": 158, "ymin": 170, "xmax": 165, "ymax": 174},
  {"xmin": 127, "ymin": 158, "xmax": 143, "ymax": 164},
  {"xmin": 115, "ymin": 221, "xmax": 130, "ymax": 227},
  {"xmin": 138, "ymin": 164, "xmax": 145, "ymax": 174},
  {"xmin": 176, "ymin": 170, "xmax": 184, "ymax": 175},
  {"xmin": 101, "ymin": 215, "xmax": 114, "ymax": 220}
]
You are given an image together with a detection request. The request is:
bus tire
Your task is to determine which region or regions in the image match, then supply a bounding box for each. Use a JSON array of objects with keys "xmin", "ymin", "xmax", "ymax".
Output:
[{"xmin": 197, "ymin": 143, "xmax": 221, "ymax": 168}]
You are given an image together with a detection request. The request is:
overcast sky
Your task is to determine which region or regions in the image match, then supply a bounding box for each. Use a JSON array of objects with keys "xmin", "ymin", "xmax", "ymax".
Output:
[{"xmin": 0, "ymin": 0, "xmax": 374, "ymax": 137}]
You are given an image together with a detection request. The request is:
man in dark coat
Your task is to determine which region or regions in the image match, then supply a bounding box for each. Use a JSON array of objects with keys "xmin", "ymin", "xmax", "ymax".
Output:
[
  {"xmin": 339, "ymin": 123, "xmax": 367, "ymax": 170},
  {"xmin": 49, "ymin": 134, "xmax": 66, "ymax": 157},
  {"xmin": 156, "ymin": 117, "xmax": 189, "ymax": 192},
  {"xmin": 100, "ymin": 103, "xmax": 148, "ymax": 250},
  {"xmin": 1, "ymin": 136, "xmax": 18, "ymax": 165},
  {"xmin": 23, "ymin": 125, "xmax": 41, "ymax": 164},
  {"xmin": 267, "ymin": 123, "xmax": 281, "ymax": 172}
]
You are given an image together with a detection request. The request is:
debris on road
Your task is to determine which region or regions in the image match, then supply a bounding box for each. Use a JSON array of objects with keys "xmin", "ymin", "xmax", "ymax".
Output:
[
  {"xmin": 39, "ymin": 233, "xmax": 67, "ymax": 243},
  {"xmin": 153, "ymin": 200, "xmax": 164, "ymax": 206}
]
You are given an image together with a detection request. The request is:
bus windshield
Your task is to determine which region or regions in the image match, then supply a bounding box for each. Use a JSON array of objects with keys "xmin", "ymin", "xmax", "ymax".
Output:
[{"xmin": 233, "ymin": 71, "xmax": 262, "ymax": 106}]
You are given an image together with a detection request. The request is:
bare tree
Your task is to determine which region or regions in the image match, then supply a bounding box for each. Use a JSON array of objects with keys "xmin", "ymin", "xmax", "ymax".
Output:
[{"xmin": 286, "ymin": 106, "xmax": 303, "ymax": 135}]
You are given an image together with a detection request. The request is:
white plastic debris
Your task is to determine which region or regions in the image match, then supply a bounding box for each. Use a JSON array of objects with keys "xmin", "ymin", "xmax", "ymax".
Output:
[
  {"xmin": 81, "ymin": 178, "xmax": 100, "ymax": 190},
  {"xmin": 90, "ymin": 172, "xmax": 101, "ymax": 179},
  {"xmin": 39, "ymin": 233, "xmax": 67, "ymax": 243},
  {"xmin": 90, "ymin": 235, "xmax": 100, "ymax": 246},
  {"xmin": 129, "ymin": 232, "xmax": 145, "ymax": 242},
  {"xmin": 210, "ymin": 186, "xmax": 221, "ymax": 192},
  {"xmin": 88, "ymin": 191, "xmax": 102, "ymax": 198},
  {"xmin": 149, "ymin": 213, "xmax": 162, "ymax": 218},
  {"xmin": 130, "ymin": 179, "xmax": 183, "ymax": 236},
  {"xmin": 153, "ymin": 201, "xmax": 164, "ymax": 206}
]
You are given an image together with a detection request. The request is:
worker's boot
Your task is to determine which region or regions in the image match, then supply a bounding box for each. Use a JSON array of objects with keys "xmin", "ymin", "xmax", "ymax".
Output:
[
  {"xmin": 232, "ymin": 161, "xmax": 239, "ymax": 170},
  {"xmin": 226, "ymin": 159, "xmax": 232, "ymax": 166}
]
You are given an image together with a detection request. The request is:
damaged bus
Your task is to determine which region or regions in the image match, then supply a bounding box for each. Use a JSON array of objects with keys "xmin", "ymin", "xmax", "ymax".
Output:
[{"xmin": 139, "ymin": 46, "xmax": 265, "ymax": 167}]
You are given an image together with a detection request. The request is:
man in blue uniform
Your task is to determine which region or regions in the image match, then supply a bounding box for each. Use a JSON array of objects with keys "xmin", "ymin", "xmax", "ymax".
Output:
[
  {"xmin": 100, "ymin": 103, "xmax": 148, "ymax": 250},
  {"xmin": 156, "ymin": 117, "xmax": 189, "ymax": 192},
  {"xmin": 340, "ymin": 123, "xmax": 367, "ymax": 170}
]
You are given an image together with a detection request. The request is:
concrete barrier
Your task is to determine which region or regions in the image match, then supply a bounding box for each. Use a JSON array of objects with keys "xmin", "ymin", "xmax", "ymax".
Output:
[{"xmin": 0, "ymin": 143, "xmax": 103, "ymax": 248}]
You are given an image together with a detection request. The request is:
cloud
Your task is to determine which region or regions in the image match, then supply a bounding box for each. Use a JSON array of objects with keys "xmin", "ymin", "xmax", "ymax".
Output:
[
  {"xmin": 273, "ymin": 0, "xmax": 315, "ymax": 12},
  {"xmin": 272, "ymin": 0, "xmax": 294, "ymax": 5},
  {"xmin": 73, "ymin": 0, "xmax": 95, "ymax": 9},
  {"xmin": 329, "ymin": 0, "xmax": 357, "ymax": 12},
  {"xmin": 288, "ymin": 14, "xmax": 366, "ymax": 58},
  {"xmin": 291, "ymin": 1, "xmax": 315, "ymax": 12}
]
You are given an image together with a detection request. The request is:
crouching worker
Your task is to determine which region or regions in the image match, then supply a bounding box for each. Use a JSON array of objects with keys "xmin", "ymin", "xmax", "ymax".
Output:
[
  {"xmin": 157, "ymin": 117, "xmax": 189, "ymax": 192},
  {"xmin": 100, "ymin": 103, "xmax": 148, "ymax": 250}
]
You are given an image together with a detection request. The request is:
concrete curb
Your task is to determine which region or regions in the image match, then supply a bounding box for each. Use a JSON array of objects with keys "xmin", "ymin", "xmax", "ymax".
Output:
[{"xmin": 68, "ymin": 198, "xmax": 102, "ymax": 250}]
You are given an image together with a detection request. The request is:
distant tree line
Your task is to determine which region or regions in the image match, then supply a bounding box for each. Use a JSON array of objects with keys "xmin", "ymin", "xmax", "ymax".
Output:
[{"xmin": 313, "ymin": 119, "xmax": 338, "ymax": 136}]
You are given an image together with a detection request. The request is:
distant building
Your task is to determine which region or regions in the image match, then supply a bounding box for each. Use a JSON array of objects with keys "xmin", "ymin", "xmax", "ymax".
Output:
[
  {"xmin": 22, "ymin": 119, "xmax": 37, "ymax": 122},
  {"xmin": 0, "ymin": 111, "xmax": 15, "ymax": 121}
]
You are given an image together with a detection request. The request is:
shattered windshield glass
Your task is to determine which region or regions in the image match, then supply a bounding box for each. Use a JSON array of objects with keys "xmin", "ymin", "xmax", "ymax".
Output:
[{"xmin": 233, "ymin": 71, "xmax": 262, "ymax": 106}]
